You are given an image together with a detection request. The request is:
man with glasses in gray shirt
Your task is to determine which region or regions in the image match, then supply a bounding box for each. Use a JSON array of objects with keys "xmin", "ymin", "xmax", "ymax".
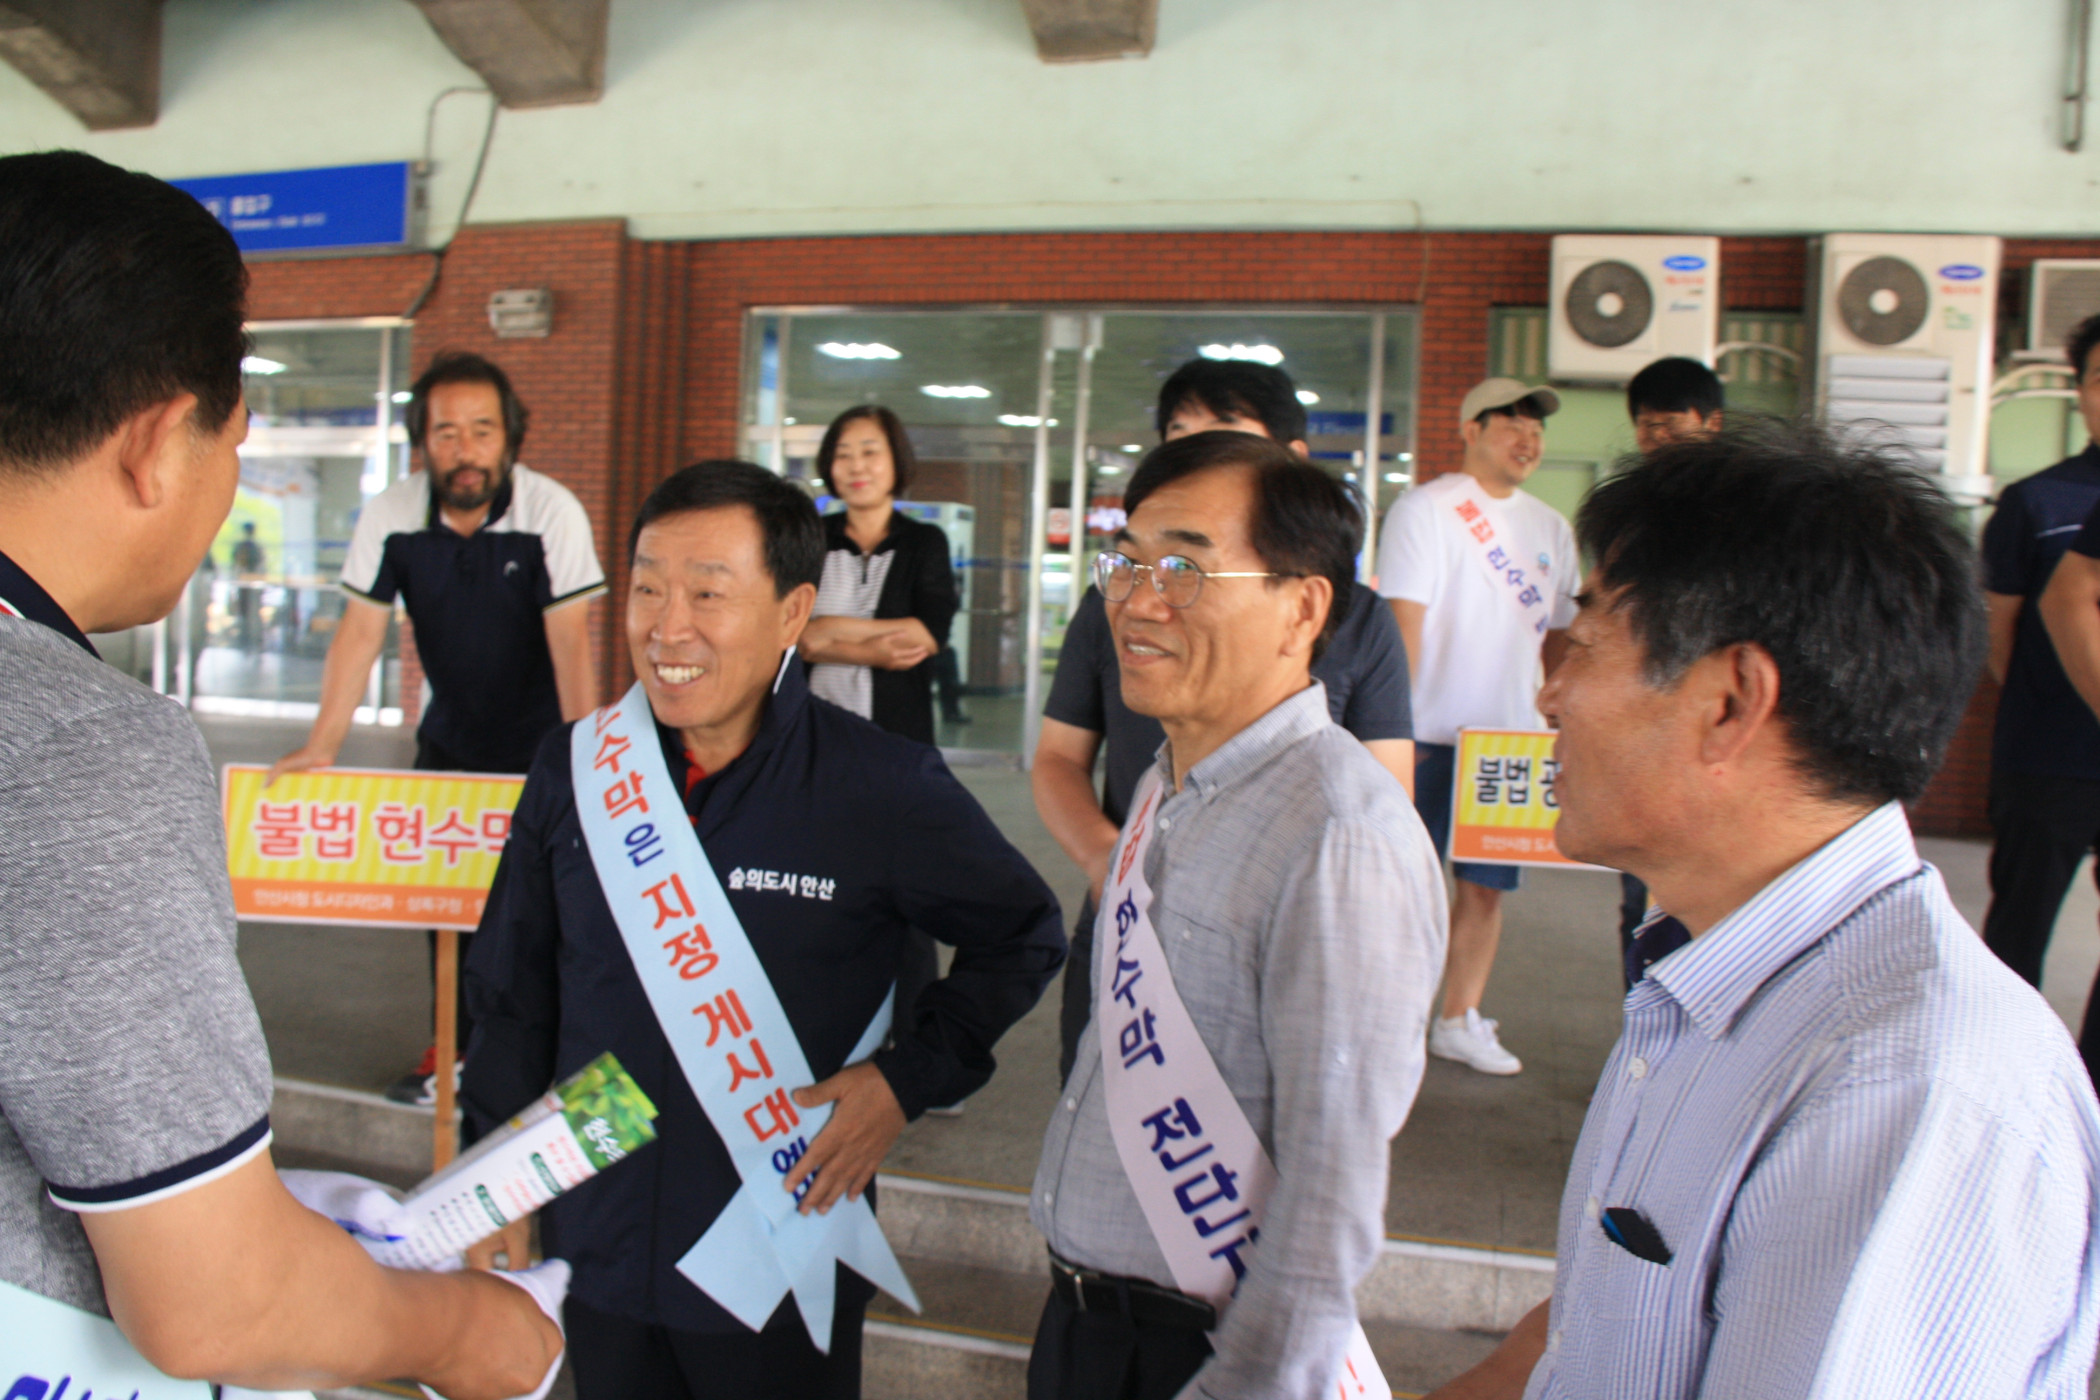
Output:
[{"xmin": 1028, "ymin": 431, "xmax": 1445, "ymax": 1400}]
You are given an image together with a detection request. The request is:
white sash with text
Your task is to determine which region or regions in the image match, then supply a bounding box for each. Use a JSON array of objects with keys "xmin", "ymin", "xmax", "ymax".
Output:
[
  {"xmin": 1448, "ymin": 484, "xmax": 1554, "ymax": 637},
  {"xmin": 1096, "ymin": 767, "xmax": 1387, "ymax": 1398},
  {"xmin": 573, "ymin": 680, "xmax": 916, "ymax": 1350},
  {"xmin": 0, "ymin": 1277, "xmax": 212, "ymax": 1400}
]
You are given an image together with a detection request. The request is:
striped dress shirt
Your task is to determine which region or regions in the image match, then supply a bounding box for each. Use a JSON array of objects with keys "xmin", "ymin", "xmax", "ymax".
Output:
[{"xmin": 1527, "ymin": 802, "xmax": 2100, "ymax": 1400}]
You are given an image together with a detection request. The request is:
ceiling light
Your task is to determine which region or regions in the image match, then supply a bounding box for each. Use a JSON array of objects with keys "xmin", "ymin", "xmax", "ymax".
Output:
[
  {"xmin": 1398, "ymin": 452, "xmax": 1414, "ymax": 462},
  {"xmin": 243, "ymin": 356, "xmax": 287, "ymax": 375},
  {"xmin": 1098, "ymin": 465, "xmax": 1122, "ymax": 475},
  {"xmin": 1384, "ymin": 472, "xmax": 1405, "ymax": 483},
  {"xmin": 391, "ymin": 390, "xmax": 413, "ymax": 403},
  {"xmin": 1198, "ymin": 343, "xmax": 1284, "ymax": 366},
  {"xmin": 998, "ymin": 414, "xmax": 1060, "ymax": 428},
  {"xmin": 1296, "ymin": 390, "xmax": 1320, "ymax": 405},
  {"xmin": 1121, "ymin": 443, "xmax": 1143, "ymax": 453},
  {"xmin": 817, "ymin": 342, "xmax": 899, "ymax": 360},
  {"xmin": 921, "ymin": 384, "xmax": 991, "ymax": 399}
]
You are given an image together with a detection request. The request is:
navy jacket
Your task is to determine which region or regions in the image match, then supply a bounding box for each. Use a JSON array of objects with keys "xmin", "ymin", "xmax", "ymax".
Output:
[{"xmin": 461, "ymin": 657, "xmax": 1064, "ymax": 1331}]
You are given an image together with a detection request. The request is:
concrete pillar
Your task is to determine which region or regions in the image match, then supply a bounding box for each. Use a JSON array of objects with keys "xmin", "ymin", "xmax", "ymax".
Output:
[
  {"xmin": 1019, "ymin": 0, "xmax": 1157, "ymax": 62},
  {"xmin": 407, "ymin": 0, "xmax": 608, "ymax": 108},
  {"xmin": 0, "ymin": 0, "xmax": 159, "ymax": 130}
]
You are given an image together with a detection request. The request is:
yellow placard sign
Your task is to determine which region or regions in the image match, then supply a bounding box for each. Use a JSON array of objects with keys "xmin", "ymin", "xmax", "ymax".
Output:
[
  {"xmin": 1449, "ymin": 728, "xmax": 1591, "ymax": 868},
  {"xmin": 222, "ymin": 764, "xmax": 524, "ymax": 929}
]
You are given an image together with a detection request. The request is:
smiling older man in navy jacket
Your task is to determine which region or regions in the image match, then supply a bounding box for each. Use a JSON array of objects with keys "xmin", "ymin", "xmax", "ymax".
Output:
[{"xmin": 460, "ymin": 460, "xmax": 1064, "ymax": 1400}]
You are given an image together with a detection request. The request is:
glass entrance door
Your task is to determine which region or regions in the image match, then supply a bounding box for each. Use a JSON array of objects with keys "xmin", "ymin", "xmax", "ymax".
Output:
[
  {"xmin": 743, "ymin": 306, "xmax": 1418, "ymax": 766},
  {"xmin": 89, "ymin": 318, "xmax": 414, "ymax": 720},
  {"xmin": 200, "ymin": 319, "xmax": 411, "ymax": 721}
]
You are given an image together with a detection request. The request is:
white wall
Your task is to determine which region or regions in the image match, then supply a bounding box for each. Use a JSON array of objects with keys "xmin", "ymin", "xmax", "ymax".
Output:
[{"xmin": 2, "ymin": 0, "xmax": 2094, "ymax": 241}]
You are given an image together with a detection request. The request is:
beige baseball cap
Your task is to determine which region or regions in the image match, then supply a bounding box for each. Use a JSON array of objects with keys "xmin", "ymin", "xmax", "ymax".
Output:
[{"xmin": 1459, "ymin": 377, "xmax": 1561, "ymax": 425}]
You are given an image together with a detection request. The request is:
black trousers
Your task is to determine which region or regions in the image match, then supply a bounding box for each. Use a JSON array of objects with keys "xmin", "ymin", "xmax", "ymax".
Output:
[
  {"xmin": 1618, "ymin": 872, "xmax": 1649, "ymax": 992},
  {"xmin": 1982, "ymin": 768, "xmax": 2100, "ymax": 1086},
  {"xmin": 1058, "ymin": 894, "xmax": 1098, "ymax": 1084},
  {"xmin": 566, "ymin": 1286, "xmax": 869, "ymax": 1400},
  {"xmin": 1026, "ymin": 1288, "xmax": 1213, "ymax": 1400},
  {"xmin": 1983, "ymin": 768, "xmax": 2100, "ymax": 986}
]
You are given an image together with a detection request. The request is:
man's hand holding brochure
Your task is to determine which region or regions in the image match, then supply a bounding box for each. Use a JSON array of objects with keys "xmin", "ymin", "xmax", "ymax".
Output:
[{"xmin": 229, "ymin": 1053, "xmax": 659, "ymax": 1400}]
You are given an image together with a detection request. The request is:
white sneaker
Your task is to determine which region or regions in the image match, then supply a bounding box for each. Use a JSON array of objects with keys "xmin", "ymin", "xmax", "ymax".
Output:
[{"xmin": 1428, "ymin": 1009, "xmax": 1523, "ymax": 1075}]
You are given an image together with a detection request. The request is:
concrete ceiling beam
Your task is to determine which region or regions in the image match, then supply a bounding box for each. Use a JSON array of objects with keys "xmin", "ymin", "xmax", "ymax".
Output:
[
  {"xmin": 0, "ymin": 0, "xmax": 160, "ymax": 130},
  {"xmin": 1020, "ymin": 0, "xmax": 1157, "ymax": 62},
  {"xmin": 407, "ymin": 0, "xmax": 607, "ymax": 109}
]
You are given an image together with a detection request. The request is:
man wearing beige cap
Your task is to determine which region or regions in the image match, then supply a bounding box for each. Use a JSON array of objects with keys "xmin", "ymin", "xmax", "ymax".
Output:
[{"xmin": 1376, "ymin": 379, "xmax": 1575, "ymax": 1075}]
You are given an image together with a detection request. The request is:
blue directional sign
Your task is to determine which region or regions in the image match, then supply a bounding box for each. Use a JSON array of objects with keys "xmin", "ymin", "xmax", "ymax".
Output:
[{"xmin": 172, "ymin": 162, "xmax": 416, "ymax": 254}]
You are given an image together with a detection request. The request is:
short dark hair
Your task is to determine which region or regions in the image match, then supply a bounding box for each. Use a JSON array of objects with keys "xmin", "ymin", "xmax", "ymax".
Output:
[
  {"xmin": 1121, "ymin": 430, "xmax": 1361, "ymax": 657},
  {"xmin": 2068, "ymin": 313, "xmax": 2100, "ymax": 380},
  {"xmin": 406, "ymin": 351, "xmax": 529, "ymax": 458},
  {"xmin": 0, "ymin": 150, "xmax": 248, "ymax": 478},
  {"xmin": 815, "ymin": 405, "xmax": 916, "ymax": 498},
  {"xmin": 630, "ymin": 460, "xmax": 825, "ymax": 597},
  {"xmin": 1626, "ymin": 357, "xmax": 1724, "ymax": 420},
  {"xmin": 1155, "ymin": 359, "xmax": 1308, "ymax": 446},
  {"xmin": 1577, "ymin": 418, "xmax": 1985, "ymax": 805}
]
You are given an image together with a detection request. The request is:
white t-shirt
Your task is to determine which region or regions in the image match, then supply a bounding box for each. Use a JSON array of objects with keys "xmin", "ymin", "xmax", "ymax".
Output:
[{"xmin": 1376, "ymin": 471, "xmax": 1578, "ymax": 745}]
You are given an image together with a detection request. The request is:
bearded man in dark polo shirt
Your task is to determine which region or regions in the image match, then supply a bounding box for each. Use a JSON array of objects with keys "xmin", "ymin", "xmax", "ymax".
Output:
[
  {"xmin": 0, "ymin": 149, "xmax": 557, "ymax": 1400},
  {"xmin": 270, "ymin": 349, "xmax": 608, "ymax": 1103},
  {"xmin": 460, "ymin": 460, "xmax": 1064, "ymax": 1400}
]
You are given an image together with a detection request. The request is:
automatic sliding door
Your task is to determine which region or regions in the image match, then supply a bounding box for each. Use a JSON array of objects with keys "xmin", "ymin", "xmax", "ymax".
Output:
[
  {"xmin": 191, "ymin": 320, "xmax": 410, "ymax": 721},
  {"xmin": 1057, "ymin": 308, "xmax": 1418, "ymax": 617},
  {"xmin": 742, "ymin": 306, "xmax": 1418, "ymax": 768},
  {"xmin": 745, "ymin": 310, "xmax": 1050, "ymax": 762}
]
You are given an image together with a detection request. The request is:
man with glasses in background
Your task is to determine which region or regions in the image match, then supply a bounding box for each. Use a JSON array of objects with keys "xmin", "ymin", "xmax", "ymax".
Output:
[
  {"xmin": 1029, "ymin": 430, "xmax": 1443, "ymax": 1400},
  {"xmin": 1033, "ymin": 356, "xmax": 1414, "ymax": 1080}
]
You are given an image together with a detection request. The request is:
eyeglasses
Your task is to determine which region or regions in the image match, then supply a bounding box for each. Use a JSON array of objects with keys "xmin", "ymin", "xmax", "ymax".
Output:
[{"xmin": 1093, "ymin": 550, "xmax": 1282, "ymax": 610}]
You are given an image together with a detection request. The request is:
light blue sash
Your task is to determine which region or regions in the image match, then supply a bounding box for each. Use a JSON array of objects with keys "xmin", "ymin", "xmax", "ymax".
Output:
[
  {"xmin": 572, "ymin": 681, "xmax": 917, "ymax": 1350},
  {"xmin": 0, "ymin": 1277, "xmax": 213, "ymax": 1399}
]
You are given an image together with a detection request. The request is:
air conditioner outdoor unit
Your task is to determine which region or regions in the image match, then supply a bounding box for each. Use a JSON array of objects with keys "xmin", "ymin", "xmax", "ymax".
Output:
[
  {"xmin": 1809, "ymin": 233, "xmax": 2000, "ymax": 498},
  {"xmin": 2028, "ymin": 259, "xmax": 2100, "ymax": 356},
  {"xmin": 1547, "ymin": 235, "xmax": 1720, "ymax": 383}
]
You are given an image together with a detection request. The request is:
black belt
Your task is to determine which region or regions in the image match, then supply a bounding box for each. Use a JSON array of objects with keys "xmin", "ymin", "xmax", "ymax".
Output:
[{"xmin": 1048, "ymin": 1251, "xmax": 1217, "ymax": 1331}]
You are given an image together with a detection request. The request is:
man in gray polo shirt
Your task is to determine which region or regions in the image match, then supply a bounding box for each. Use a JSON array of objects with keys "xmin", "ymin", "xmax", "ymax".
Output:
[
  {"xmin": 1029, "ymin": 431, "xmax": 1445, "ymax": 1399},
  {"xmin": 0, "ymin": 150, "xmax": 556, "ymax": 1395}
]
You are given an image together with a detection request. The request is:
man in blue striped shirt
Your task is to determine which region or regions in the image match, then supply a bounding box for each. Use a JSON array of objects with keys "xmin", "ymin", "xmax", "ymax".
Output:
[{"xmin": 1432, "ymin": 420, "xmax": 2100, "ymax": 1400}]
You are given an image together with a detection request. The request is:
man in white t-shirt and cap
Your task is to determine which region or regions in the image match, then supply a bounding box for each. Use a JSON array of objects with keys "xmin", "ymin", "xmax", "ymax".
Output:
[{"xmin": 1377, "ymin": 378, "xmax": 1577, "ymax": 1075}]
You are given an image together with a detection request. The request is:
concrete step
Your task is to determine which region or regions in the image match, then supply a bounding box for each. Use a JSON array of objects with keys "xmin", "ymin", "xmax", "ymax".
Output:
[
  {"xmin": 874, "ymin": 1168, "xmax": 1553, "ymax": 1333},
  {"xmin": 272, "ymin": 1076, "xmax": 450, "ymax": 1181},
  {"xmin": 272, "ymin": 1078, "xmax": 1541, "ymax": 1397},
  {"xmin": 863, "ymin": 1255, "xmax": 1504, "ymax": 1400}
]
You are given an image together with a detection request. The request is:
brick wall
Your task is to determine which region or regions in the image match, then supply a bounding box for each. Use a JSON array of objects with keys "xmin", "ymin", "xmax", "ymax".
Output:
[{"xmin": 244, "ymin": 222, "xmax": 2098, "ymax": 837}]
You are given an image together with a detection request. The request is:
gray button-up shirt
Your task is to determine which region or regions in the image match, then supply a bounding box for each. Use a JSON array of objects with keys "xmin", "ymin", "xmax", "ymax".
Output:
[{"xmin": 1032, "ymin": 681, "xmax": 1447, "ymax": 1399}]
